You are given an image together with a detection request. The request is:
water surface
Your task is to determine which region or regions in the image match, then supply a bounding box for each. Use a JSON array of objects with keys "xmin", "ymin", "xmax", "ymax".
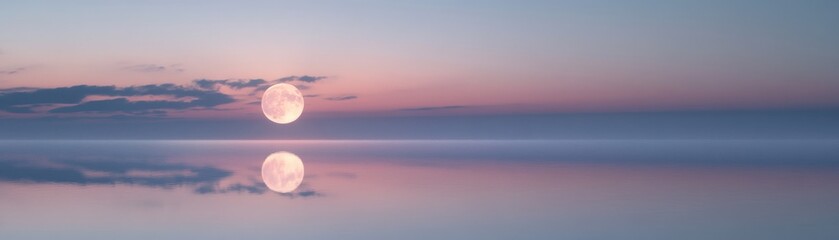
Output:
[{"xmin": 1, "ymin": 140, "xmax": 838, "ymax": 239}]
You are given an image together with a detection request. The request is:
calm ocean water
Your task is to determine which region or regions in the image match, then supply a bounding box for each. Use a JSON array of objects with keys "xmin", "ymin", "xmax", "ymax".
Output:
[{"xmin": 1, "ymin": 140, "xmax": 838, "ymax": 239}]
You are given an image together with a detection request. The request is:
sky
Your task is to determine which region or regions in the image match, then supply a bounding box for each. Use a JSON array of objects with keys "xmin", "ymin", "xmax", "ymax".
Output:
[{"xmin": 1, "ymin": 0, "xmax": 838, "ymax": 139}]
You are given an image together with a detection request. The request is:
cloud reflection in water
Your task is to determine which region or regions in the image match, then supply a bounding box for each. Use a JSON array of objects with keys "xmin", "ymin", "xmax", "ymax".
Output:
[{"xmin": 0, "ymin": 150, "xmax": 320, "ymax": 198}]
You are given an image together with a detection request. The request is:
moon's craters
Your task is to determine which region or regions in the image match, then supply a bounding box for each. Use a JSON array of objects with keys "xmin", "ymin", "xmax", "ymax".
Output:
[{"xmin": 261, "ymin": 83, "xmax": 304, "ymax": 124}]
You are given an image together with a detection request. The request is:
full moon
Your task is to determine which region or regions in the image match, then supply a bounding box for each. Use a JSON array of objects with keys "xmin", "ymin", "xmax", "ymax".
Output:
[
  {"xmin": 261, "ymin": 83, "xmax": 304, "ymax": 124},
  {"xmin": 261, "ymin": 151, "xmax": 305, "ymax": 193}
]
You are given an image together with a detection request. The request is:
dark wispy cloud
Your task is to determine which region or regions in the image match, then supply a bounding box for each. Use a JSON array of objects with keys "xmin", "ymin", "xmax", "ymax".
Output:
[
  {"xmin": 48, "ymin": 96, "xmax": 231, "ymax": 114},
  {"xmin": 194, "ymin": 79, "xmax": 268, "ymax": 90},
  {"xmin": 250, "ymin": 75, "xmax": 327, "ymax": 92},
  {"xmin": 270, "ymin": 75, "xmax": 327, "ymax": 91},
  {"xmin": 277, "ymin": 75, "xmax": 327, "ymax": 83},
  {"xmin": 0, "ymin": 67, "xmax": 28, "ymax": 75},
  {"xmin": 289, "ymin": 84, "xmax": 309, "ymax": 91},
  {"xmin": 193, "ymin": 181, "xmax": 322, "ymax": 198},
  {"xmin": 0, "ymin": 74, "xmax": 334, "ymax": 116},
  {"xmin": 199, "ymin": 76, "xmax": 326, "ymax": 93},
  {"xmin": 289, "ymin": 190, "xmax": 322, "ymax": 198},
  {"xmin": 124, "ymin": 64, "xmax": 184, "ymax": 73},
  {"xmin": 324, "ymin": 95, "xmax": 358, "ymax": 101},
  {"xmin": 0, "ymin": 87, "xmax": 39, "ymax": 93},
  {"xmin": 191, "ymin": 179, "xmax": 321, "ymax": 197},
  {"xmin": 303, "ymin": 94, "xmax": 320, "ymax": 98},
  {"xmin": 194, "ymin": 181, "xmax": 267, "ymax": 194},
  {"xmin": 0, "ymin": 84, "xmax": 234, "ymax": 114},
  {"xmin": 400, "ymin": 105, "xmax": 468, "ymax": 111}
]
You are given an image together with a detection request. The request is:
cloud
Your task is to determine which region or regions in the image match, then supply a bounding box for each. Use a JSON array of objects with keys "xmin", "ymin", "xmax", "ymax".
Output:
[
  {"xmin": 297, "ymin": 75, "xmax": 326, "ymax": 83},
  {"xmin": 0, "ymin": 74, "xmax": 327, "ymax": 116},
  {"xmin": 0, "ymin": 84, "xmax": 235, "ymax": 114},
  {"xmin": 194, "ymin": 182, "xmax": 267, "ymax": 194},
  {"xmin": 0, "ymin": 87, "xmax": 39, "ymax": 93},
  {"xmin": 324, "ymin": 95, "xmax": 358, "ymax": 101},
  {"xmin": 400, "ymin": 105, "xmax": 468, "ymax": 111},
  {"xmin": 277, "ymin": 75, "xmax": 327, "ymax": 83},
  {"xmin": 196, "ymin": 76, "xmax": 326, "ymax": 93},
  {"xmin": 303, "ymin": 94, "xmax": 320, "ymax": 98},
  {"xmin": 294, "ymin": 84, "xmax": 311, "ymax": 90},
  {"xmin": 194, "ymin": 79, "xmax": 268, "ymax": 90},
  {"xmin": 124, "ymin": 64, "xmax": 184, "ymax": 73},
  {"xmin": 193, "ymin": 181, "xmax": 323, "ymax": 198},
  {"xmin": 0, "ymin": 67, "xmax": 28, "ymax": 75},
  {"xmin": 0, "ymin": 85, "xmax": 114, "ymax": 113},
  {"xmin": 48, "ymin": 96, "xmax": 231, "ymax": 113},
  {"xmin": 295, "ymin": 190, "xmax": 321, "ymax": 197}
]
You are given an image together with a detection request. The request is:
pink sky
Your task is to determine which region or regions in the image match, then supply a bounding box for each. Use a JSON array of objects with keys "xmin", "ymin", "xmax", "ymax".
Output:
[{"xmin": 1, "ymin": 1, "xmax": 838, "ymax": 120}]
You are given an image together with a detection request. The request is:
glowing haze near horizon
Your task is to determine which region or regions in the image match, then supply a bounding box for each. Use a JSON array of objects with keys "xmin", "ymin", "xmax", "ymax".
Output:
[{"xmin": 1, "ymin": 1, "xmax": 838, "ymax": 139}]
